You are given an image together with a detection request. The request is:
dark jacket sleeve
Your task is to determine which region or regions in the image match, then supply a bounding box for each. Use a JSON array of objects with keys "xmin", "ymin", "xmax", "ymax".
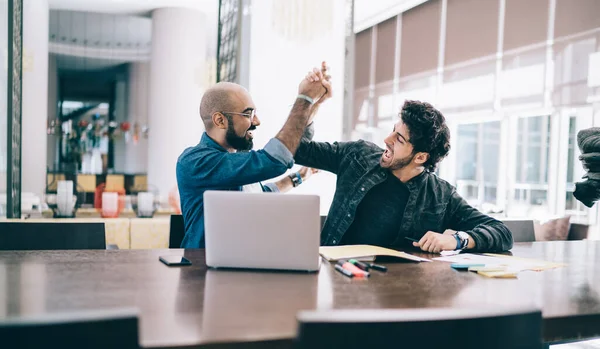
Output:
[
  {"xmin": 294, "ymin": 140, "xmax": 355, "ymax": 175},
  {"xmin": 294, "ymin": 124, "xmax": 353, "ymax": 174},
  {"xmin": 446, "ymin": 190, "xmax": 513, "ymax": 252}
]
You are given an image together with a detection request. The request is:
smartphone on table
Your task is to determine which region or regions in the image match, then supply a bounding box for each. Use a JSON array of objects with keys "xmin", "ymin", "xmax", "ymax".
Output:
[{"xmin": 159, "ymin": 255, "xmax": 192, "ymax": 266}]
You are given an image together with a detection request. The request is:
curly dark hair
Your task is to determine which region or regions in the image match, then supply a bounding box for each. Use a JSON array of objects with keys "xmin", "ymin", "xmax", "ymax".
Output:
[{"xmin": 400, "ymin": 100, "xmax": 451, "ymax": 172}]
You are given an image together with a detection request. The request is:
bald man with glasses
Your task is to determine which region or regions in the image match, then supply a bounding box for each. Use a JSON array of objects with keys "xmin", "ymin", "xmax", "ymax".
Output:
[{"xmin": 176, "ymin": 63, "xmax": 331, "ymax": 248}]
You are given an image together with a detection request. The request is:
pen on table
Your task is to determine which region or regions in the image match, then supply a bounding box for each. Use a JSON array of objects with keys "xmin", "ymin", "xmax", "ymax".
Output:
[
  {"xmin": 366, "ymin": 262, "xmax": 387, "ymax": 272},
  {"xmin": 334, "ymin": 264, "xmax": 354, "ymax": 278},
  {"xmin": 337, "ymin": 260, "xmax": 370, "ymax": 277},
  {"xmin": 348, "ymin": 258, "xmax": 370, "ymax": 271},
  {"xmin": 451, "ymin": 263, "xmax": 485, "ymax": 270}
]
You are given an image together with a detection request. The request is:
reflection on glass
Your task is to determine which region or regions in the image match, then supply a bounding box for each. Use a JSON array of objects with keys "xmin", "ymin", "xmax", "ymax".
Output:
[{"xmin": 201, "ymin": 269, "xmax": 318, "ymax": 342}]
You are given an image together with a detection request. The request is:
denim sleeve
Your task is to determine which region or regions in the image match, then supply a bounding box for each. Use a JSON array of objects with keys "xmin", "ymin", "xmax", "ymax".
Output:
[
  {"xmin": 263, "ymin": 138, "xmax": 294, "ymax": 168},
  {"xmin": 262, "ymin": 182, "xmax": 280, "ymax": 193},
  {"xmin": 294, "ymin": 139, "xmax": 353, "ymax": 175},
  {"xmin": 447, "ymin": 190, "xmax": 514, "ymax": 252},
  {"xmin": 178, "ymin": 141, "xmax": 293, "ymax": 189}
]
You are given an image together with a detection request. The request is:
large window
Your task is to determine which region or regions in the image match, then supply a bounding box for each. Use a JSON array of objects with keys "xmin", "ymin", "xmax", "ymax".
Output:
[
  {"xmin": 455, "ymin": 121, "xmax": 501, "ymax": 207},
  {"xmin": 351, "ymin": 0, "xmax": 600, "ymax": 228},
  {"xmin": 513, "ymin": 116, "xmax": 551, "ymax": 208}
]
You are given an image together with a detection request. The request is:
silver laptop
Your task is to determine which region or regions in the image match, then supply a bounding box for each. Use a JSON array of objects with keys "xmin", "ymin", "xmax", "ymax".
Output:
[{"xmin": 204, "ymin": 191, "xmax": 321, "ymax": 272}]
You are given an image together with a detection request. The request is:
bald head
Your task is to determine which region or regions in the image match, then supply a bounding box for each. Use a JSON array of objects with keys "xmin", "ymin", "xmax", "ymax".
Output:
[{"xmin": 199, "ymin": 82, "xmax": 253, "ymax": 129}]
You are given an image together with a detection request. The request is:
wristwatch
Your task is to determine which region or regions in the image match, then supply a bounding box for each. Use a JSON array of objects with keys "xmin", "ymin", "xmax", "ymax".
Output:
[
  {"xmin": 289, "ymin": 172, "xmax": 303, "ymax": 187},
  {"xmin": 453, "ymin": 231, "xmax": 469, "ymax": 251}
]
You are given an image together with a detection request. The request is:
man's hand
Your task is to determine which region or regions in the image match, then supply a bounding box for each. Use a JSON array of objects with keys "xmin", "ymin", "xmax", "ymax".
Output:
[
  {"xmin": 298, "ymin": 166, "xmax": 319, "ymax": 181},
  {"xmin": 304, "ymin": 62, "xmax": 332, "ymax": 124},
  {"xmin": 413, "ymin": 230, "xmax": 458, "ymax": 253},
  {"xmin": 298, "ymin": 67, "xmax": 326, "ymax": 100},
  {"xmin": 276, "ymin": 63, "xmax": 329, "ymax": 155},
  {"xmin": 304, "ymin": 61, "xmax": 332, "ymax": 105},
  {"xmin": 273, "ymin": 167, "xmax": 319, "ymax": 193}
]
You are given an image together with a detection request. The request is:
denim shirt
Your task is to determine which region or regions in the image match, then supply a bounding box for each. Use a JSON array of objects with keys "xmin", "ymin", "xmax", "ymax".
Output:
[
  {"xmin": 176, "ymin": 133, "xmax": 294, "ymax": 248},
  {"xmin": 295, "ymin": 132, "xmax": 513, "ymax": 252}
]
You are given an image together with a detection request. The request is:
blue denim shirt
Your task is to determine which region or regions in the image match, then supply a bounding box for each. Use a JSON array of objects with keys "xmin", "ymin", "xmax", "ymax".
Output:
[{"xmin": 176, "ymin": 133, "xmax": 294, "ymax": 248}]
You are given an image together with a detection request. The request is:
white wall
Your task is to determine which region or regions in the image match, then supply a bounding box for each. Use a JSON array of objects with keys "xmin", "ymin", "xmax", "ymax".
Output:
[{"xmin": 247, "ymin": 0, "xmax": 346, "ymax": 214}]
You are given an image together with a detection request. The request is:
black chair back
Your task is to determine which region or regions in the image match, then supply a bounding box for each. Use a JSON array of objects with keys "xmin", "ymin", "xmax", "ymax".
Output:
[
  {"xmin": 296, "ymin": 307, "xmax": 542, "ymax": 349},
  {"xmin": 169, "ymin": 214, "xmax": 185, "ymax": 248},
  {"xmin": 568, "ymin": 223, "xmax": 589, "ymax": 240},
  {"xmin": 1, "ymin": 308, "xmax": 139, "ymax": 349},
  {"xmin": 0, "ymin": 222, "xmax": 106, "ymax": 250},
  {"xmin": 503, "ymin": 219, "xmax": 536, "ymax": 242}
]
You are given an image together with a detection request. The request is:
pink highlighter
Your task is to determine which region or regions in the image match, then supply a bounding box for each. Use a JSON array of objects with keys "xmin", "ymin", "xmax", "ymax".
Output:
[{"xmin": 337, "ymin": 260, "xmax": 370, "ymax": 277}]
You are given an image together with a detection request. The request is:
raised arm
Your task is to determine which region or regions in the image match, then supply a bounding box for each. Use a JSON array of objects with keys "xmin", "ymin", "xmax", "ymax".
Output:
[
  {"xmin": 177, "ymin": 65, "xmax": 328, "ymax": 190},
  {"xmin": 274, "ymin": 66, "xmax": 329, "ymax": 155}
]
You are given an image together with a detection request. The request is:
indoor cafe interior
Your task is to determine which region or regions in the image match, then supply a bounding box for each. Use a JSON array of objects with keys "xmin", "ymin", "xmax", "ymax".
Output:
[{"xmin": 1, "ymin": 0, "xmax": 600, "ymax": 348}]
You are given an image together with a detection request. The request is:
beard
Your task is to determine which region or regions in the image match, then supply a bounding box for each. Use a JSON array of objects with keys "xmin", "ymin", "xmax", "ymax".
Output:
[
  {"xmin": 225, "ymin": 116, "xmax": 255, "ymax": 151},
  {"xmin": 381, "ymin": 152, "xmax": 415, "ymax": 170}
]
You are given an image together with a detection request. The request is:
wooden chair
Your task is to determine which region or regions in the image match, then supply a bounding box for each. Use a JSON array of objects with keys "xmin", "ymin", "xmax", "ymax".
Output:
[
  {"xmin": 0, "ymin": 222, "xmax": 106, "ymax": 250},
  {"xmin": 296, "ymin": 307, "xmax": 542, "ymax": 349},
  {"xmin": 0, "ymin": 308, "xmax": 139, "ymax": 349},
  {"xmin": 169, "ymin": 214, "xmax": 185, "ymax": 248}
]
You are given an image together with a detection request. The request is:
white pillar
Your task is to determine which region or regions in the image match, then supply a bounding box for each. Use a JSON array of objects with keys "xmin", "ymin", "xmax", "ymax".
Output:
[
  {"xmin": 125, "ymin": 62, "xmax": 149, "ymax": 174},
  {"xmin": 246, "ymin": 0, "xmax": 346, "ymax": 214},
  {"xmin": 22, "ymin": 0, "xmax": 49, "ymax": 198},
  {"xmin": 46, "ymin": 54, "xmax": 58, "ymax": 171},
  {"xmin": 147, "ymin": 8, "xmax": 206, "ymax": 200}
]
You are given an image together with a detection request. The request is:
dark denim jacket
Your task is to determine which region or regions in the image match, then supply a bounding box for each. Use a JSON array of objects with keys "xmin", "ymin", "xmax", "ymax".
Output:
[{"xmin": 295, "ymin": 130, "xmax": 513, "ymax": 252}]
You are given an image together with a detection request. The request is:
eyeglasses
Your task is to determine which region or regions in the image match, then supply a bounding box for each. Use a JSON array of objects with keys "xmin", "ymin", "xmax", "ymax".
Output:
[{"xmin": 221, "ymin": 109, "xmax": 256, "ymax": 122}]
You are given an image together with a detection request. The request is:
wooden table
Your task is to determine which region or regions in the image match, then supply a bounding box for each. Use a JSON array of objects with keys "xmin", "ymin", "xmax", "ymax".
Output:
[{"xmin": 0, "ymin": 241, "xmax": 599, "ymax": 348}]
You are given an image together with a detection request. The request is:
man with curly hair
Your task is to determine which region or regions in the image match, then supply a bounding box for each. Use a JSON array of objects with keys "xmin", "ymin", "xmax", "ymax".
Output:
[{"xmin": 296, "ymin": 99, "xmax": 513, "ymax": 253}]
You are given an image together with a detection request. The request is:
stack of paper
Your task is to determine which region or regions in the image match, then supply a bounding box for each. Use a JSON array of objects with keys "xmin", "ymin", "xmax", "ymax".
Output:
[
  {"xmin": 319, "ymin": 245, "xmax": 431, "ymax": 263},
  {"xmin": 434, "ymin": 253, "xmax": 565, "ymax": 278}
]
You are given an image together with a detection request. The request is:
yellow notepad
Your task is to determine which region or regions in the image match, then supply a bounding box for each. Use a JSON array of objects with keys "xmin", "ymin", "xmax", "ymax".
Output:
[
  {"xmin": 319, "ymin": 245, "xmax": 431, "ymax": 263},
  {"xmin": 477, "ymin": 270, "xmax": 518, "ymax": 279}
]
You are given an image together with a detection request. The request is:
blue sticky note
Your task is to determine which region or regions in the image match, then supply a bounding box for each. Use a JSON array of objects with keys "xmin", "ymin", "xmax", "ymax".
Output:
[{"xmin": 451, "ymin": 263, "xmax": 485, "ymax": 270}]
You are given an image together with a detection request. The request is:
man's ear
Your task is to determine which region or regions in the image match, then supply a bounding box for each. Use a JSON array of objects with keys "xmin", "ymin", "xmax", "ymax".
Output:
[
  {"xmin": 212, "ymin": 112, "xmax": 227, "ymax": 130},
  {"xmin": 414, "ymin": 152, "xmax": 430, "ymax": 165}
]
